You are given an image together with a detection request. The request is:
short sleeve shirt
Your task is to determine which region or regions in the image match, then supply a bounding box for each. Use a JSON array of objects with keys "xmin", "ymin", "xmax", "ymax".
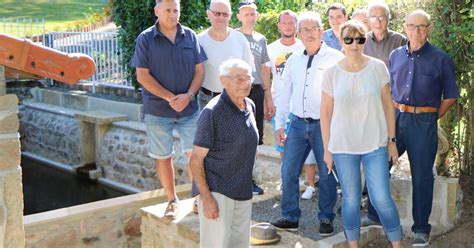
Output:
[
  {"xmin": 198, "ymin": 29, "xmax": 254, "ymax": 93},
  {"xmin": 241, "ymin": 32, "xmax": 270, "ymax": 85},
  {"xmin": 389, "ymin": 42, "xmax": 459, "ymax": 108},
  {"xmin": 322, "ymin": 58, "xmax": 390, "ymax": 154},
  {"xmin": 131, "ymin": 22, "xmax": 207, "ymax": 118},
  {"xmin": 193, "ymin": 90, "xmax": 259, "ymax": 200}
]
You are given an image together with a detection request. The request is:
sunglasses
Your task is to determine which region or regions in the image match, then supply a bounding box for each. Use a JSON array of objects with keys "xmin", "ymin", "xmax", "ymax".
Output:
[
  {"xmin": 209, "ymin": 9, "xmax": 231, "ymax": 18},
  {"xmin": 343, "ymin": 37, "xmax": 367, "ymax": 45}
]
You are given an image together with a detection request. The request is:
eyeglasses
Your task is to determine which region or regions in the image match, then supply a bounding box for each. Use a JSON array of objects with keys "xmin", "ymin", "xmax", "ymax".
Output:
[
  {"xmin": 300, "ymin": 26, "xmax": 320, "ymax": 34},
  {"xmin": 227, "ymin": 75, "xmax": 254, "ymax": 84},
  {"xmin": 404, "ymin": 23, "xmax": 430, "ymax": 31},
  {"xmin": 343, "ymin": 37, "xmax": 367, "ymax": 45},
  {"xmin": 368, "ymin": 15, "xmax": 387, "ymax": 22},
  {"xmin": 209, "ymin": 9, "xmax": 231, "ymax": 18}
]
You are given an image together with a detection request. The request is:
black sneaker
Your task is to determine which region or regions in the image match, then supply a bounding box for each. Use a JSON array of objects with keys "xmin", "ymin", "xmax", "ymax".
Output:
[
  {"xmin": 412, "ymin": 232, "xmax": 430, "ymax": 247},
  {"xmin": 319, "ymin": 219, "xmax": 334, "ymax": 236},
  {"xmin": 252, "ymin": 180, "xmax": 264, "ymax": 195},
  {"xmin": 271, "ymin": 218, "xmax": 298, "ymax": 232}
]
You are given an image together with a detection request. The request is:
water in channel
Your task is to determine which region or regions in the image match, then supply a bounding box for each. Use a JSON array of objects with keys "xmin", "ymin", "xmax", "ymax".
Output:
[{"xmin": 22, "ymin": 156, "xmax": 128, "ymax": 215}]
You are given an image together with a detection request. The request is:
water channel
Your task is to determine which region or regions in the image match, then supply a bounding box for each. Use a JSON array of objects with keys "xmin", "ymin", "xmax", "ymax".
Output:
[{"xmin": 22, "ymin": 156, "xmax": 127, "ymax": 215}]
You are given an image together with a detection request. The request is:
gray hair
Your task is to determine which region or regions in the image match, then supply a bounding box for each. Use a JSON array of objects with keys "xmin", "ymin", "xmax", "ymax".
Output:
[
  {"xmin": 297, "ymin": 11, "xmax": 323, "ymax": 31},
  {"xmin": 405, "ymin": 9, "xmax": 432, "ymax": 25},
  {"xmin": 351, "ymin": 8, "xmax": 367, "ymax": 19},
  {"xmin": 209, "ymin": 0, "xmax": 231, "ymax": 10},
  {"xmin": 219, "ymin": 59, "xmax": 251, "ymax": 76},
  {"xmin": 367, "ymin": 1, "xmax": 391, "ymax": 19}
]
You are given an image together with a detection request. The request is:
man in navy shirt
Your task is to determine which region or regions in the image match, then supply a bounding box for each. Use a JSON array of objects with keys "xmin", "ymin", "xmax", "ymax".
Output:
[
  {"xmin": 131, "ymin": 0, "xmax": 207, "ymax": 219},
  {"xmin": 389, "ymin": 10, "xmax": 459, "ymax": 247},
  {"xmin": 190, "ymin": 59, "xmax": 258, "ymax": 248}
]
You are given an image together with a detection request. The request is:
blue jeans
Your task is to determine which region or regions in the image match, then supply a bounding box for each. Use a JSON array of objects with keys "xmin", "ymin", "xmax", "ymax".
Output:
[
  {"xmin": 333, "ymin": 147, "xmax": 402, "ymax": 242},
  {"xmin": 367, "ymin": 111, "xmax": 437, "ymax": 235},
  {"xmin": 280, "ymin": 117, "xmax": 337, "ymax": 223}
]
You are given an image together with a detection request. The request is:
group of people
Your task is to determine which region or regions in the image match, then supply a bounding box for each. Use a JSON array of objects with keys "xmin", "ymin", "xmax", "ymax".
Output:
[{"xmin": 131, "ymin": 0, "xmax": 459, "ymax": 247}]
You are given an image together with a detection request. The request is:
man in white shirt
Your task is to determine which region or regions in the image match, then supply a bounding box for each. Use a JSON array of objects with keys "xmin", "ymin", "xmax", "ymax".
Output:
[
  {"xmin": 271, "ymin": 11, "xmax": 343, "ymax": 236},
  {"xmin": 198, "ymin": 0, "xmax": 254, "ymax": 109},
  {"xmin": 267, "ymin": 10, "xmax": 318, "ymax": 200}
]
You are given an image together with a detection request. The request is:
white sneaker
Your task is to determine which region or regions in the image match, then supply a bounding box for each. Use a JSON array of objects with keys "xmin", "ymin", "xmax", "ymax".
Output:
[{"xmin": 301, "ymin": 186, "xmax": 316, "ymax": 200}]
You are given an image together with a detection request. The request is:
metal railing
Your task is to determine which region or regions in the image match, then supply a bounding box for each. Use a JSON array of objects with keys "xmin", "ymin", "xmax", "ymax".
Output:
[
  {"xmin": 47, "ymin": 31, "xmax": 131, "ymax": 90},
  {"xmin": 0, "ymin": 17, "xmax": 46, "ymax": 44}
]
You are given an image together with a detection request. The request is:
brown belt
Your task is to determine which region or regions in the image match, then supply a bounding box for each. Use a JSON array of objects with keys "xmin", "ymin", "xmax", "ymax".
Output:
[{"xmin": 392, "ymin": 101, "xmax": 438, "ymax": 114}]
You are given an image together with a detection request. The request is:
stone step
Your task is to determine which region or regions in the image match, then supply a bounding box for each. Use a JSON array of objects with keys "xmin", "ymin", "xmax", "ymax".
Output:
[{"xmin": 140, "ymin": 195, "xmax": 388, "ymax": 248}]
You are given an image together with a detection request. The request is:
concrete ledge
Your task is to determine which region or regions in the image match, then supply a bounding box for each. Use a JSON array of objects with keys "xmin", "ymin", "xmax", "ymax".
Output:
[
  {"xmin": 22, "ymin": 102, "xmax": 78, "ymax": 117},
  {"xmin": 75, "ymin": 111, "xmax": 127, "ymax": 125},
  {"xmin": 62, "ymin": 92, "xmax": 89, "ymax": 111},
  {"xmin": 89, "ymin": 97, "xmax": 143, "ymax": 122},
  {"xmin": 22, "ymin": 152, "xmax": 77, "ymax": 173},
  {"xmin": 24, "ymin": 184, "xmax": 191, "ymax": 248}
]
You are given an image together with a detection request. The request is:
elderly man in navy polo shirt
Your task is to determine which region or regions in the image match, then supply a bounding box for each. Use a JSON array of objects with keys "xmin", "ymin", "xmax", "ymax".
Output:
[
  {"xmin": 389, "ymin": 10, "xmax": 459, "ymax": 247},
  {"xmin": 131, "ymin": 0, "xmax": 207, "ymax": 219},
  {"xmin": 189, "ymin": 59, "xmax": 258, "ymax": 248}
]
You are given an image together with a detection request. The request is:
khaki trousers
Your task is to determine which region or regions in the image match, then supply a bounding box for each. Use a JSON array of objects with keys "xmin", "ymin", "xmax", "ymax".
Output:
[{"xmin": 198, "ymin": 192, "xmax": 252, "ymax": 248}]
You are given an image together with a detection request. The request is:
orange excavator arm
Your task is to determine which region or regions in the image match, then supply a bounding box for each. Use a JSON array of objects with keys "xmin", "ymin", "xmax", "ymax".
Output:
[{"xmin": 0, "ymin": 33, "xmax": 96, "ymax": 85}]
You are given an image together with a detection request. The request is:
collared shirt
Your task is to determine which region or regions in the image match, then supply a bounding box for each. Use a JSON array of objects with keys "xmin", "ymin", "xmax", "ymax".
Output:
[
  {"xmin": 389, "ymin": 42, "xmax": 459, "ymax": 108},
  {"xmin": 193, "ymin": 90, "xmax": 258, "ymax": 201},
  {"xmin": 131, "ymin": 22, "xmax": 207, "ymax": 118},
  {"xmin": 364, "ymin": 30, "xmax": 407, "ymax": 67},
  {"xmin": 322, "ymin": 29, "xmax": 342, "ymax": 51},
  {"xmin": 275, "ymin": 43, "xmax": 344, "ymax": 129},
  {"xmin": 198, "ymin": 29, "xmax": 254, "ymax": 93}
]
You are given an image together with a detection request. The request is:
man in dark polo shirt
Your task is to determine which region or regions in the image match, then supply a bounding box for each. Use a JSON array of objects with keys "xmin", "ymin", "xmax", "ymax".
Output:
[
  {"xmin": 189, "ymin": 59, "xmax": 258, "ymax": 248},
  {"xmin": 131, "ymin": 0, "xmax": 207, "ymax": 218},
  {"xmin": 390, "ymin": 10, "xmax": 459, "ymax": 247},
  {"xmin": 364, "ymin": 1, "xmax": 407, "ymax": 67}
]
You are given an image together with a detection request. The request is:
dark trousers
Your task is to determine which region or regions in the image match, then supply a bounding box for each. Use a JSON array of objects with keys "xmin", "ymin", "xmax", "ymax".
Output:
[
  {"xmin": 248, "ymin": 84, "xmax": 264, "ymax": 145},
  {"xmin": 367, "ymin": 110, "xmax": 438, "ymax": 235}
]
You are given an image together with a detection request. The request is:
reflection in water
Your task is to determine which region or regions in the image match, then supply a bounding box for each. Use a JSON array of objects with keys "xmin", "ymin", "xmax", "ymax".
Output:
[{"xmin": 22, "ymin": 157, "xmax": 127, "ymax": 215}]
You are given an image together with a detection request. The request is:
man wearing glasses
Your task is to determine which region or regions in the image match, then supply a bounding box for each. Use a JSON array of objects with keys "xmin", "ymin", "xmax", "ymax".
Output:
[
  {"xmin": 271, "ymin": 11, "xmax": 343, "ymax": 236},
  {"xmin": 363, "ymin": 1, "xmax": 407, "ymax": 67},
  {"xmin": 190, "ymin": 59, "xmax": 258, "ymax": 248},
  {"xmin": 389, "ymin": 10, "xmax": 459, "ymax": 247},
  {"xmin": 198, "ymin": 0, "xmax": 254, "ymax": 109},
  {"xmin": 361, "ymin": 1, "xmax": 408, "ymax": 229}
]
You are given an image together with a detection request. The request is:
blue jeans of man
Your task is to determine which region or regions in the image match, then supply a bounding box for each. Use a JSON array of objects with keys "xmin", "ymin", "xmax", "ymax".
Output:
[
  {"xmin": 333, "ymin": 147, "xmax": 402, "ymax": 242},
  {"xmin": 367, "ymin": 111, "xmax": 437, "ymax": 235},
  {"xmin": 281, "ymin": 117, "xmax": 337, "ymax": 223}
]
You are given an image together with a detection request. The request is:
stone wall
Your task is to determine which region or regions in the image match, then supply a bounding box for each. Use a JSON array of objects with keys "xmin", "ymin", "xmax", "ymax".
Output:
[
  {"xmin": 24, "ymin": 184, "xmax": 191, "ymax": 248},
  {"xmin": 20, "ymin": 105, "xmax": 82, "ymax": 167},
  {"xmin": 97, "ymin": 122, "xmax": 189, "ymax": 191},
  {"xmin": 0, "ymin": 65, "xmax": 25, "ymax": 247}
]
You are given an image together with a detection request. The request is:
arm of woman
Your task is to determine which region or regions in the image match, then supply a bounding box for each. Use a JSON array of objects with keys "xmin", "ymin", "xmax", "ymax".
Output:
[
  {"xmin": 320, "ymin": 92, "xmax": 334, "ymax": 172},
  {"xmin": 381, "ymin": 84, "xmax": 398, "ymax": 163}
]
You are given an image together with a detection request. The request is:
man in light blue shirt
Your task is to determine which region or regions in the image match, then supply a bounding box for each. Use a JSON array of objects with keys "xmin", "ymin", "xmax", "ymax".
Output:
[{"xmin": 322, "ymin": 3, "xmax": 347, "ymax": 51}]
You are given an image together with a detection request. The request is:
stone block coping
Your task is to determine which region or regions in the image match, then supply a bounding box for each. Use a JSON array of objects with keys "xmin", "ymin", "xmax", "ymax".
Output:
[{"xmin": 75, "ymin": 111, "xmax": 128, "ymax": 125}]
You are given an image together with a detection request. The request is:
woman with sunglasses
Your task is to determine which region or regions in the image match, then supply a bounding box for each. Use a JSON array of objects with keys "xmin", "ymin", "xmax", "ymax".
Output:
[{"xmin": 320, "ymin": 20, "xmax": 402, "ymax": 248}]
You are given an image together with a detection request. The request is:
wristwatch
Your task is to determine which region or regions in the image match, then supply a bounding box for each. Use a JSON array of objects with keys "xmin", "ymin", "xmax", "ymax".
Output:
[
  {"xmin": 187, "ymin": 90, "xmax": 195, "ymax": 101},
  {"xmin": 388, "ymin": 137, "xmax": 397, "ymax": 143}
]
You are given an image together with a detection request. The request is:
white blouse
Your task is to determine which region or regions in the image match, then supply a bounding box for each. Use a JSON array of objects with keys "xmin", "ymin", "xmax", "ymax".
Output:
[{"xmin": 321, "ymin": 58, "xmax": 390, "ymax": 154}]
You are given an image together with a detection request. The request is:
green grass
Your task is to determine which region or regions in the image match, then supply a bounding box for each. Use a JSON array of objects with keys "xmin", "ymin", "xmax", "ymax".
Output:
[{"xmin": 0, "ymin": 0, "xmax": 108, "ymax": 35}]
